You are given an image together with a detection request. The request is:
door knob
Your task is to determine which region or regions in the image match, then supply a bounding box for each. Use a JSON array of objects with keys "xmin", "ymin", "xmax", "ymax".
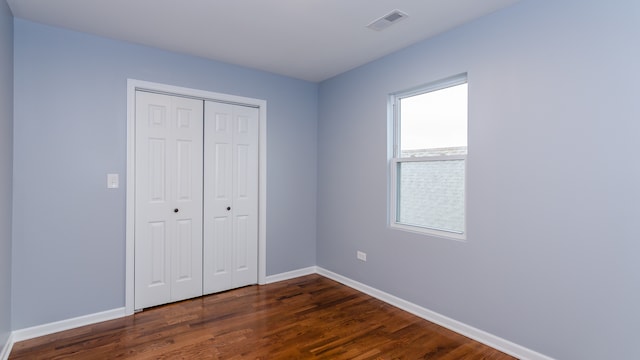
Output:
[
  {"xmin": 174, "ymin": 208, "xmax": 179, "ymax": 213},
  {"xmin": 226, "ymin": 207, "xmax": 231, "ymax": 211}
]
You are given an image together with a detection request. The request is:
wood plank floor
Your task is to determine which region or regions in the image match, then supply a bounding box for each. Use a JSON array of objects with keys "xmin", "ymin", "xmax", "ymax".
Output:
[{"xmin": 10, "ymin": 275, "xmax": 516, "ymax": 359}]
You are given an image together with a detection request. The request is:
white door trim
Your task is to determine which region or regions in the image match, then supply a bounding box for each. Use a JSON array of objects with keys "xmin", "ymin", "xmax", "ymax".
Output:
[{"xmin": 126, "ymin": 79, "xmax": 267, "ymax": 315}]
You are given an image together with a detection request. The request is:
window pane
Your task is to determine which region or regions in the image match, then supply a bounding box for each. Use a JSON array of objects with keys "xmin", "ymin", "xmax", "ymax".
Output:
[
  {"xmin": 397, "ymin": 160, "xmax": 465, "ymax": 234},
  {"xmin": 400, "ymin": 83, "xmax": 467, "ymax": 158}
]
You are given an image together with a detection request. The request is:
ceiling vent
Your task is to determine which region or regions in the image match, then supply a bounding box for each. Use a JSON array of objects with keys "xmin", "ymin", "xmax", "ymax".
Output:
[{"xmin": 366, "ymin": 9, "xmax": 408, "ymax": 31}]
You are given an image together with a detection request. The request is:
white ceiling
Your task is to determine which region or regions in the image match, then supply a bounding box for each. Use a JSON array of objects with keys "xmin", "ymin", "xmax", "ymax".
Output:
[{"xmin": 7, "ymin": 0, "xmax": 519, "ymax": 82}]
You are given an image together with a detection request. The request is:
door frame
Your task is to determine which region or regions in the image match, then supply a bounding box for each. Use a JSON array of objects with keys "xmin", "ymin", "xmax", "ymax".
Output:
[{"xmin": 125, "ymin": 79, "xmax": 267, "ymax": 315}]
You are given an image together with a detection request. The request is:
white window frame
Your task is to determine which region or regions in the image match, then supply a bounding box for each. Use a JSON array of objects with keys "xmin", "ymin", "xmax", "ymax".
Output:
[{"xmin": 389, "ymin": 74, "xmax": 467, "ymax": 241}]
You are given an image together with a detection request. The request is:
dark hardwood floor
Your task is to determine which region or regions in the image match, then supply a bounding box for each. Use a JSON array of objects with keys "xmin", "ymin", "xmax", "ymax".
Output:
[{"xmin": 10, "ymin": 275, "xmax": 516, "ymax": 359}]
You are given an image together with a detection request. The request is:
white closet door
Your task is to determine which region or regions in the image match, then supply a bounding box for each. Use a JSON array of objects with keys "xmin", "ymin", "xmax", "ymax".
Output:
[
  {"xmin": 134, "ymin": 91, "xmax": 204, "ymax": 310},
  {"xmin": 203, "ymin": 101, "xmax": 259, "ymax": 294}
]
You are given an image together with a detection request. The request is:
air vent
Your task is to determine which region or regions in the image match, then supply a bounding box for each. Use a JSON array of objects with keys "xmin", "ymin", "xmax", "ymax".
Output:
[{"xmin": 366, "ymin": 9, "xmax": 408, "ymax": 31}]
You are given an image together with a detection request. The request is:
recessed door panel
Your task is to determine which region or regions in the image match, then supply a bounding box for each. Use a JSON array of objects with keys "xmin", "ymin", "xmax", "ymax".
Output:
[
  {"xmin": 176, "ymin": 107, "xmax": 192, "ymax": 129},
  {"xmin": 148, "ymin": 139, "xmax": 166, "ymax": 203},
  {"xmin": 235, "ymin": 215, "xmax": 249, "ymax": 271},
  {"xmin": 213, "ymin": 217, "xmax": 230, "ymax": 274},
  {"xmin": 215, "ymin": 144, "xmax": 231, "ymax": 200},
  {"xmin": 175, "ymin": 219, "xmax": 193, "ymax": 281},
  {"xmin": 149, "ymin": 105, "xmax": 166, "ymax": 129},
  {"xmin": 176, "ymin": 140, "xmax": 193, "ymax": 201},
  {"xmin": 237, "ymin": 115, "xmax": 249, "ymax": 134},
  {"xmin": 236, "ymin": 144, "xmax": 249, "ymax": 199},
  {"xmin": 149, "ymin": 222, "xmax": 167, "ymax": 286}
]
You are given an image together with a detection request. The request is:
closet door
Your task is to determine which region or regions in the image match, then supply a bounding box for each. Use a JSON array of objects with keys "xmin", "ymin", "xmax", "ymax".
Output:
[
  {"xmin": 134, "ymin": 91, "xmax": 204, "ymax": 310},
  {"xmin": 203, "ymin": 101, "xmax": 259, "ymax": 294}
]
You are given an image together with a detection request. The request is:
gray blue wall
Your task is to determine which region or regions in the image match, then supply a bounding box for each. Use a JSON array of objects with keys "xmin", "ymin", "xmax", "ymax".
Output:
[
  {"xmin": 8, "ymin": 1, "xmax": 640, "ymax": 358},
  {"xmin": 12, "ymin": 19, "xmax": 317, "ymax": 329},
  {"xmin": 0, "ymin": 0, "xmax": 13, "ymax": 354},
  {"xmin": 317, "ymin": 1, "xmax": 640, "ymax": 359}
]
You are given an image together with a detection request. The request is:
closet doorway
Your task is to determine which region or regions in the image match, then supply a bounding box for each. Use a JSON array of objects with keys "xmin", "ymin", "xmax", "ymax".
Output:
[{"xmin": 125, "ymin": 80, "xmax": 267, "ymax": 314}]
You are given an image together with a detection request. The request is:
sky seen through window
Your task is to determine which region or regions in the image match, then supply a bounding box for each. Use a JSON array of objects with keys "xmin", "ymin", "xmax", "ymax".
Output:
[{"xmin": 400, "ymin": 83, "xmax": 467, "ymax": 153}]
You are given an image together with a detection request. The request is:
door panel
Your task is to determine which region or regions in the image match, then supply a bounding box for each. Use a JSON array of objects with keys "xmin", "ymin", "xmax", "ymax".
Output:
[
  {"xmin": 148, "ymin": 139, "xmax": 166, "ymax": 202},
  {"xmin": 175, "ymin": 219, "xmax": 193, "ymax": 281},
  {"xmin": 231, "ymin": 105, "xmax": 259, "ymax": 287},
  {"xmin": 204, "ymin": 103, "xmax": 234, "ymax": 293},
  {"xmin": 214, "ymin": 143, "xmax": 231, "ymax": 200},
  {"xmin": 135, "ymin": 91, "xmax": 203, "ymax": 310},
  {"xmin": 204, "ymin": 101, "xmax": 259, "ymax": 294},
  {"xmin": 235, "ymin": 215, "xmax": 249, "ymax": 270},
  {"xmin": 149, "ymin": 221, "xmax": 168, "ymax": 286},
  {"xmin": 176, "ymin": 140, "xmax": 194, "ymax": 201},
  {"xmin": 236, "ymin": 145, "xmax": 249, "ymax": 197},
  {"xmin": 213, "ymin": 217, "xmax": 230, "ymax": 274}
]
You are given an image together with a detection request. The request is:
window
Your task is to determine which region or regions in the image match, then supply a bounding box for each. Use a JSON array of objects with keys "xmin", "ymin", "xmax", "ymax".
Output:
[{"xmin": 390, "ymin": 74, "xmax": 467, "ymax": 239}]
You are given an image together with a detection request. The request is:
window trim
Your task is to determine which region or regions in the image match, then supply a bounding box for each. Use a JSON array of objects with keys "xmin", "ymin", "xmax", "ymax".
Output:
[{"xmin": 389, "ymin": 74, "xmax": 468, "ymax": 241}]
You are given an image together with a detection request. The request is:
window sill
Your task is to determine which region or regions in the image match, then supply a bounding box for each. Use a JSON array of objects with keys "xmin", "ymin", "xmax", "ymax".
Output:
[{"xmin": 389, "ymin": 222, "xmax": 466, "ymax": 242}]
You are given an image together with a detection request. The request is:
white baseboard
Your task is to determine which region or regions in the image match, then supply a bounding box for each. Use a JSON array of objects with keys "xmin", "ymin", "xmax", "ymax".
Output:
[
  {"xmin": 316, "ymin": 267, "xmax": 554, "ymax": 360},
  {"xmin": 0, "ymin": 333, "xmax": 14, "ymax": 360},
  {"xmin": 12, "ymin": 307, "xmax": 126, "ymax": 343},
  {"xmin": 265, "ymin": 266, "xmax": 318, "ymax": 284}
]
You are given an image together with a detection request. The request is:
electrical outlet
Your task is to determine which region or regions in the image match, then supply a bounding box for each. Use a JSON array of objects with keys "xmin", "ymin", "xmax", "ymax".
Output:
[{"xmin": 357, "ymin": 251, "xmax": 367, "ymax": 262}]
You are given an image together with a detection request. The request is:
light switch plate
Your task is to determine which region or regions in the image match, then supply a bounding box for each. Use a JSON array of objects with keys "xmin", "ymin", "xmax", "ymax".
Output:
[{"xmin": 107, "ymin": 173, "xmax": 119, "ymax": 189}]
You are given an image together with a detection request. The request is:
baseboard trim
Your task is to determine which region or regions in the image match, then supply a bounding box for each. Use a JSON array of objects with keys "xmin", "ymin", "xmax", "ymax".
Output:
[
  {"xmin": 0, "ymin": 333, "xmax": 14, "ymax": 360},
  {"xmin": 265, "ymin": 266, "xmax": 318, "ymax": 284},
  {"xmin": 12, "ymin": 307, "xmax": 126, "ymax": 343},
  {"xmin": 316, "ymin": 267, "xmax": 554, "ymax": 360}
]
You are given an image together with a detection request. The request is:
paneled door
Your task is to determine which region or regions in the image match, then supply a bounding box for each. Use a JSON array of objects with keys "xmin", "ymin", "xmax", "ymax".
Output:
[
  {"xmin": 203, "ymin": 101, "xmax": 259, "ymax": 294},
  {"xmin": 134, "ymin": 91, "xmax": 204, "ymax": 310}
]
